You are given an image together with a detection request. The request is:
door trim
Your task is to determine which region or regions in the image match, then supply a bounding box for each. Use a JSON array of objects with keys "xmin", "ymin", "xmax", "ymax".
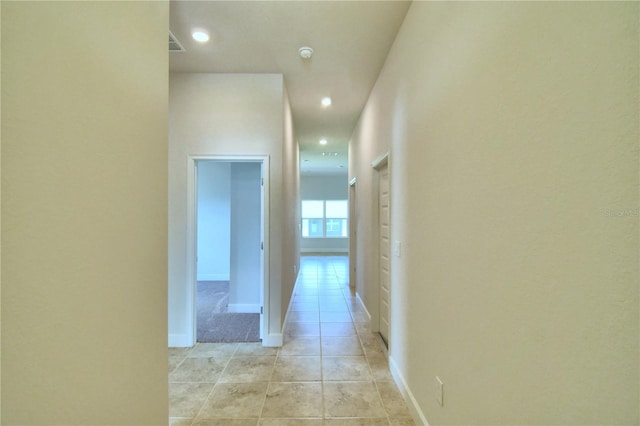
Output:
[
  {"xmin": 349, "ymin": 177, "xmax": 357, "ymax": 289},
  {"xmin": 371, "ymin": 151, "xmax": 390, "ymax": 347},
  {"xmin": 371, "ymin": 152, "xmax": 389, "ymax": 170},
  {"xmin": 186, "ymin": 154, "xmax": 270, "ymax": 347}
]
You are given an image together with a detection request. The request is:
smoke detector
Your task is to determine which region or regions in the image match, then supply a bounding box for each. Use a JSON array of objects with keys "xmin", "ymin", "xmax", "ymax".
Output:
[{"xmin": 298, "ymin": 46, "xmax": 314, "ymax": 59}]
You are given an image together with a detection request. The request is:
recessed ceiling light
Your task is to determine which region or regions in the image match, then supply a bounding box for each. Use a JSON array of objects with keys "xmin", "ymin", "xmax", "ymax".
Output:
[
  {"xmin": 192, "ymin": 30, "xmax": 210, "ymax": 43},
  {"xmin": 319, "ymin": 138, "xmax": 328, "ymax": 145},
  {"xmin": 321, "ymin": 97, "xmax": 332, "ymax": 107}
]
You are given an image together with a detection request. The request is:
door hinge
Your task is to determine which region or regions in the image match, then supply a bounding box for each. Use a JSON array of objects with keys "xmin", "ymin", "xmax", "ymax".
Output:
[
  {"xmin": 261, "ymin": 241, "xmax": 264, "ymax": 250},
  {"xmin": 261, "ymin": 177, "xmax": 264, "ymax": 186},
  {"xmin": 260, "ymin": 306, "xmax": 264, "ymax": 314}
]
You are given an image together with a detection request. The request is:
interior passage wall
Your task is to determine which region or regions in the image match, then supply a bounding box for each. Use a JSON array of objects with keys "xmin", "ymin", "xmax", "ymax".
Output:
[
  {"xmin": 229, "ymin": 162, "xmax": 262, "ymax": 312},
  {"xmin": 169, "ymin": 73, "xmax": 298, "ymax": 346},
  {"xmin": 350, "ymin": 2, "xmax": 639, "ymax": 424},
  {"xmin": 280, "ymin": 85, "xmax": 301, "ymax": 322},
  {"xmin": 1, "ymin": 2, "xmax": 169, "ymax": 424},
  {"xmin": 300, "ymin": 174, "xmax": 349, "ymax": 253},
  {"xmin": 197, "ymin": 162, "xmax": 231, "ymax": 281}
]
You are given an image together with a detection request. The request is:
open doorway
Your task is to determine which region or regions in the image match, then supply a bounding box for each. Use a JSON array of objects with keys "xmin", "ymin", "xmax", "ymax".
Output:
[{"xmin": 188, "ymin": 157, "xmax": 268, "ymax": 344}]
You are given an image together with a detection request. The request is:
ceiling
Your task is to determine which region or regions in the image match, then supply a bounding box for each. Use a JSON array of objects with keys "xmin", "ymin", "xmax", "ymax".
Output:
[{"xmin": 169, "ymin": 1, "xmax": 411, "ymax": 175}]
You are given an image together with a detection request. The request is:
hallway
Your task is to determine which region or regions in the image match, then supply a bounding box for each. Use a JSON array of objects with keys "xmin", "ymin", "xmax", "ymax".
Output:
[{"xmin": 169, "ymin": 256, "xmax": 415, "ymax": 425}]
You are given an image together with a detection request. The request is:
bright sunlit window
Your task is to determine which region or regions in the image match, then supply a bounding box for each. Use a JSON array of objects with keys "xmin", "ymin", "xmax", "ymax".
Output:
[{"xmin": 302, "ymin": 200, "xmax": 348, "ymax": 238}]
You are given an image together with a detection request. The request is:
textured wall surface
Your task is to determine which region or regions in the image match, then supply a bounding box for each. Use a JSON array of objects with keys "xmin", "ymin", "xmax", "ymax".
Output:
[
  {"xmin": 281, "ymin": 85, "xmax": 302, "ymax": 323},
  {"xmin": 197, "ymin": 162, "xmax": 231, "ymax": 281},
  {"xmin": 169, "ymin": 73, "xmax": 299, "ymax": 345},
  {"xmin": 1, "ymin": 2, "xmax": 169, "ymax": 424},
  {"xmin": 229, "ymin": 162, "xmax": 262, "ymax": 309},
  {"xmin": 350, "ymin": 2, "xmax": 639, "ymax": 424}
]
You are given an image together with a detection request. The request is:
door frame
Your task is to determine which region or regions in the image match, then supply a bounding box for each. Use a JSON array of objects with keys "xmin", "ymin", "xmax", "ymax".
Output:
[
  {"xmin": 348, "ymin": 177, "xmax": 357, "ymax": 289},
  {"xmin": 186, "ymin": 154, "xmax": 270, "ymax": 346},
  {"xmin": 371, "ymin": 152, "xmax": 390, "ymax": 345}
]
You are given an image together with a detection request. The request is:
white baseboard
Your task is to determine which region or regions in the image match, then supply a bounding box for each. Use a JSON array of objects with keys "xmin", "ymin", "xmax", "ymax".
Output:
[
  {"xmin": 282, "ymin": 289, "xmax": 296, "ymax": 338},
  {"xmin": 197, "ymin": 273, "xmax": 229, "ymax": 281},
  {"xmin": 355, "ymin": 292, "xmax": 371, "ymax": 321},
  {"xmin": 169, "ymin": 333, "xmax": 193, "ymax": 348},
  {"xmin": 389, "ymin": 355, "xmax": 430, "ymax": 426},
  {"xmin": 227, "ymin": 303, "xmax": 261, "ymax": 313},
  {"xmin": 354, "ymin": 291, "xmax": 426, "ymax": 425},
  {"xmin": 262, "ymin": 333, "xmax": 283, "ymax": 347},
  {"xmin": 300, "ymin": 248, "xmax": 349, "ymax": 253}
]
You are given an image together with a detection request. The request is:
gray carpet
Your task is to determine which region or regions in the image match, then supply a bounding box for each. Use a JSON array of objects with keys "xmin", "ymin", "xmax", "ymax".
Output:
[{"xmin": 196, "ymin": 281, "xmax": 260, "ymax": 343}]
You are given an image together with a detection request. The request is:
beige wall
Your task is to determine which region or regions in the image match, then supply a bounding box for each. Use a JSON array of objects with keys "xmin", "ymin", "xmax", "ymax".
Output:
[
  {"xmin": 1, "ymin": 2, "xmax": 169, "ymax": 424},
  {"xmin": 281, "ymin": 85, "xmax": 301, "ymax": 317},
  {"xmin": 350, "ymin": 2, "xmax": 639, "ymax": 424},
  {"xmin": 169, "ymin": 73, "xmax": 299, "ymax": 346},
  {"xmin": 0, "ymin": 1, "xmax": 3, "ymax": 412}
]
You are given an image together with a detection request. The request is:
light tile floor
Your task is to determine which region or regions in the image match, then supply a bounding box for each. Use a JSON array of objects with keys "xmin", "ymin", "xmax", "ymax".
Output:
[{"xmin": 169, "ymin": 256, "xmax": 416, "ymax": 426}]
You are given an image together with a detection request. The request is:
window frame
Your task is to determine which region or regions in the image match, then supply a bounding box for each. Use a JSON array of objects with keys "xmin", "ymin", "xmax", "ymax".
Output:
[{"xmin": 301, "ymin": 199, "xmax": 348, "ymax": 239}]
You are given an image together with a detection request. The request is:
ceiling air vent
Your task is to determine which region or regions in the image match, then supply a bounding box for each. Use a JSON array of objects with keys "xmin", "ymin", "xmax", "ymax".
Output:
[{"xmin": 169, "ymin": 31, "xmax": 185, "ymax": 52}]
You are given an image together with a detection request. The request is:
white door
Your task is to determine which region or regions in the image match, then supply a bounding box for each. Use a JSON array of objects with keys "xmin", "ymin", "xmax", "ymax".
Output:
[{"xmin": 378, "ymin": 164, "xmax": 390, "ymax": 346}]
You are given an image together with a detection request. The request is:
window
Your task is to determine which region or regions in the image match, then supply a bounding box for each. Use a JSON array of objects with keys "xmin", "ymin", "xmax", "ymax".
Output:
[
  {"xmin": 325, "ymin": 200, "xmax": 348, "ymax": 237},
  {"xmin": 301, "ymin": 200, "xmax": 324, "ymax": 237},
  {"xmin": 302, "ymin": 200, "xmax": 348, "ymax": 238}
]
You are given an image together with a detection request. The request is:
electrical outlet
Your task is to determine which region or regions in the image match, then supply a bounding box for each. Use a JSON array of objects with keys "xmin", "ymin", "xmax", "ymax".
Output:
[{"xmin": 435, "ymin": 376, "xmax": 444, "ymax": 406}]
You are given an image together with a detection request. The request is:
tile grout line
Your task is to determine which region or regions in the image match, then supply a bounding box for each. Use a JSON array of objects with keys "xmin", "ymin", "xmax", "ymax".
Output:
[
  {"xmin": 190, "ymin": 342, "xmax": 239, "ymax": 424},
  {"xmin": 188, "ymin": 343, "xmax": 216, "ymax": 425},
  {"xmin": 170, "ymin": 257, "xmax": 415, "ymax": 425},
  {"xmin": 316, "ymin": 262, "xmax": 328, "ymax": 421},
  {"xmin": 256, "ymin": 341, "xmax": 280, "ymax": 423}
]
